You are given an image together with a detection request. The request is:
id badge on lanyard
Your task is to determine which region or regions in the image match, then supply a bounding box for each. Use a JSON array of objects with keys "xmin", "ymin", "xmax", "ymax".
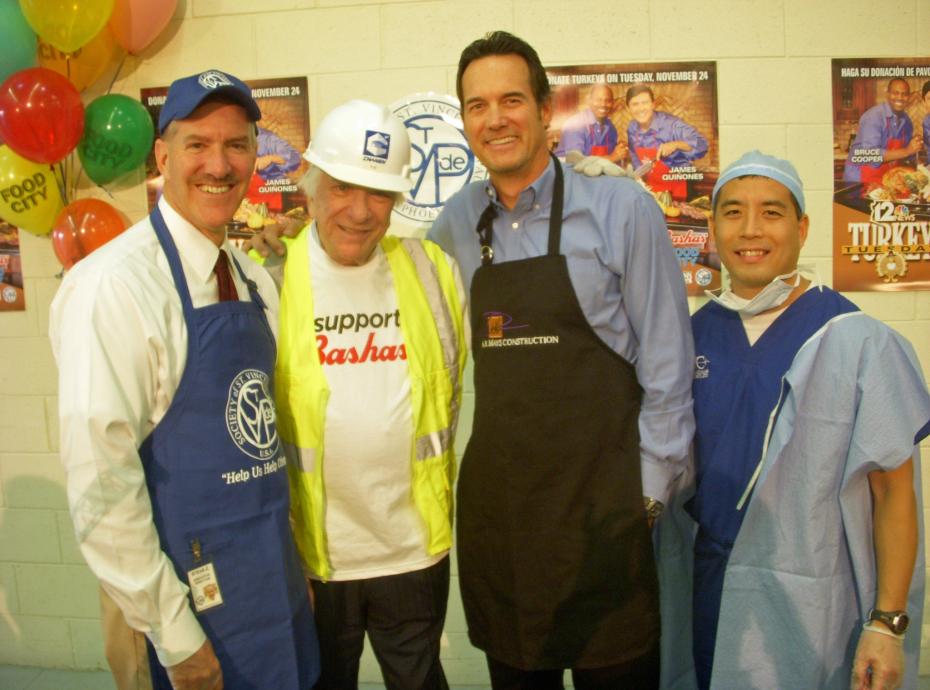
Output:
[{"xmin": 187, "ymin": 538, "xmax": 225, "ymax": 613}]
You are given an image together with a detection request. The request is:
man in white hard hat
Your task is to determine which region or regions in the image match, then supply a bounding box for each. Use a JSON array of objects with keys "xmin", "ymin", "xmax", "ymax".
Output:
[{"xmin": 273, "ymin": 99, "xmax": 468, "ymax": 689}]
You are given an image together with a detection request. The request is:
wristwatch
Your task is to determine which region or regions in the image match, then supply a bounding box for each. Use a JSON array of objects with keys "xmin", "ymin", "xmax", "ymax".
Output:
[
  {"xmin": 868, "ymin": 608, "xmax": 909, "ymax": 634},
  {"xmin": 643, "ymin": 497, "xmax": 664, "ymax": 521}
]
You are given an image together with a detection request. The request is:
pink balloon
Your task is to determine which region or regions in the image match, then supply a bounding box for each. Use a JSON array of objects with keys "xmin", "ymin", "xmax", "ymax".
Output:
[{"xmin": 108, "ymin": 0, "xmax": 177, "ymax": 54}]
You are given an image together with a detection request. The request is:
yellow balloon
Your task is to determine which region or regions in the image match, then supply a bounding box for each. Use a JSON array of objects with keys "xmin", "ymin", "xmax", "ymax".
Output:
[
  {"xmin": 0, "ymin": 145, "xmax": 64, "ymax": 236},
  {"xmin": 38, "ymin": 26, "xmax": 123, "ymax": 92},
  {"xmin": 19, "ymin": 0, "xmax": 115, "ymax": 54}
]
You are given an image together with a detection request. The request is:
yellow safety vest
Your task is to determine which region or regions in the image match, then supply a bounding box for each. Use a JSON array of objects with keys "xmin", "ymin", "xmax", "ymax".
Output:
[{"xmin": 274, "ymin": 229, "xmax": 467, "ymax": 580}]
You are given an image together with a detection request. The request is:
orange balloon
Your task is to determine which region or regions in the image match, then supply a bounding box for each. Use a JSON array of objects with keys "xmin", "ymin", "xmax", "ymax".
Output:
[
  {"xmin": 51, "ymin": 198, "xmax": 128, "ymax": 269},
  {"xmin": 37, "ymin": 26, "xmax": 123, "ymax": 92}
]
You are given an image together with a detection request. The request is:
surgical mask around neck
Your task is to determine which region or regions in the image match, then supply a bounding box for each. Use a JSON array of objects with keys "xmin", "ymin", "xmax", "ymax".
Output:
[{"xmin": 706, "ymin": 270, "xmax": 801, "ymax": 317}]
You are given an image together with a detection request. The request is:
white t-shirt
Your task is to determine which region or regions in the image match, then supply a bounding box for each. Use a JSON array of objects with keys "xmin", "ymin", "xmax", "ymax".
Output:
[{"xmin": 307, "ymin": 228, "xmax": 445, "ymax": 580}]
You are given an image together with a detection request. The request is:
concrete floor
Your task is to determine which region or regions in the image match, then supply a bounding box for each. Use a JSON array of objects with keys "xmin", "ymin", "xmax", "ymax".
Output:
[
  {"xmin": 3, "ymin": 665, "xmax": 930, "ymax": 690},
  {"xmin": 0, "ymin": 665, "xmax": 485, "ymax": 690}
]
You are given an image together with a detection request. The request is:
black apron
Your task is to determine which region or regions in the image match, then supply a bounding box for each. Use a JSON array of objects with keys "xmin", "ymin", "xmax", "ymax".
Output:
[{"xmin": 456, "ymin": 158, "xmax": 659, "ymax": 670}]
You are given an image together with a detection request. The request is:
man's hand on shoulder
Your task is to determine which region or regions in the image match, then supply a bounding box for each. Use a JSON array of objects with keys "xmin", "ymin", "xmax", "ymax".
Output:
[
  {"xmin": 167, "ymin": 639, "xmax": 223, "ymax": 690},
  {"xmin": 242, "ymin": 216, "xmax": 305, "ymax": 258}
]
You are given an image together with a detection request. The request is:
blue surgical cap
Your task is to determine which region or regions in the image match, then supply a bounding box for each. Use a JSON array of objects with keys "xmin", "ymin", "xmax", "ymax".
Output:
[{"xmin": 712, "ymin": 150, "xmax": 806, "ymax": 215}]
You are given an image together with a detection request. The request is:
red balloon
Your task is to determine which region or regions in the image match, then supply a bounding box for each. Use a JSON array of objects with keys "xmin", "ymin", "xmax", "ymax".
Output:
[
  {"xmin": 51, "ymin": 198, "xmax": 128, "ymax": 269},
  {"xmin": 0, "ymin": 67, "xmax": 85, "ymax": 163}
]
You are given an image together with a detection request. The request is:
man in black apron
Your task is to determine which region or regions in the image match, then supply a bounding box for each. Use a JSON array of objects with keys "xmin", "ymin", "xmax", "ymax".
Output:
[
  {"xmin": 51, "ymin": 70, "xmax": 319, "ymax": 690},
  {"xmin": 428, "ymin": 32, "xmax": 695, "ymax": 689}
]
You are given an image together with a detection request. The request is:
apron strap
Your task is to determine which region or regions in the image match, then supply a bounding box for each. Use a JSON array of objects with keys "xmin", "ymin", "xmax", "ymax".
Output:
[
  {"xmin": 547, "ymin": 154, "xmax": 564, "ymax": 257},
  {"xmin": 475, "ymin": 154, "xmax": 565, "ymax": 265},
  {"xmin": 150, "ymin": 205, "xmax": 196, "ymax": 318},
  {"xmin": 229, "ymin": 253, "xmax": 267, "ymax": 311}
]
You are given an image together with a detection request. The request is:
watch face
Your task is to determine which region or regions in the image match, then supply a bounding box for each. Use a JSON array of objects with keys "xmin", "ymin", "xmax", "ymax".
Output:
[
  {"xmin": 891, "ymin": 613, "xmax": 910, "ymax": 634},
  {"xmin": 870, "ymin": 609, "xmax": 909, "ymax": 634}
]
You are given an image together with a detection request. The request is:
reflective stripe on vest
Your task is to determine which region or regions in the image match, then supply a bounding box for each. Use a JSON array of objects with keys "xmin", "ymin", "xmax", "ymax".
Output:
[{"xmin": 276, "ymin": 228, "xmax": 465, "ymax": 580}]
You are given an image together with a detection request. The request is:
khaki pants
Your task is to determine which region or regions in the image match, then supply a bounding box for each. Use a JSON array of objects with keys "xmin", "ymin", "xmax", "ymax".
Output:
[{"xmin": 100, "ymin": 586, "xmax": 152, "ymax": 690}]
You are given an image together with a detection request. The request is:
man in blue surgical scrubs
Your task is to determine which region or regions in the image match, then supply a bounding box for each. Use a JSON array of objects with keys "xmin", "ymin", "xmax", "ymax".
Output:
[{"xmin": 659, "ymin": 151, "xmax": 930, "ymax": 690}]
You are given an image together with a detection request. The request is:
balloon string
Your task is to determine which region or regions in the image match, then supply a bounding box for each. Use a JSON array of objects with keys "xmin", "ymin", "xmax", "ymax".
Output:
[
  {"xmin": 106, "ymin": 52, "xmax": 128, "ymax": 96},
  {"xmin": 53, "ymin": 162, "xmax": 67, "ymax": 206}
]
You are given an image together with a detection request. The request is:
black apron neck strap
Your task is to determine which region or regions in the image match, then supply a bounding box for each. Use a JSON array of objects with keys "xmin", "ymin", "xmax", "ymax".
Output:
[
  {"xmin": 547, "ymin": 154, "xmax": 564, "ymax": 257},
  {"xmin": 475, "ymin": 154, "xmax": 565, "ymax": 266}
]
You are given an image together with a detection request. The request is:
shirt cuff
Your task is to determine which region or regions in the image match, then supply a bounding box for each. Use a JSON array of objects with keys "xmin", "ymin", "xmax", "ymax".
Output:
[
  {"xmin": 148, "ymin": 605, "xmax": 206, "ymax": 668},
  {"xmin": 639, "ymin": 452, "xmax": 678, "ymax": 505}
]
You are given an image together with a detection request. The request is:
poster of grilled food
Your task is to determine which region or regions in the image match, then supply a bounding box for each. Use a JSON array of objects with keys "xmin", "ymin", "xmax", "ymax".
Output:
[
  {"xmin": 0, "ymin": 221, "xmax": 24, "ymax": 311},
  {"xmin": 546, "ymin": 60, "xmax": 719, "ymax": 295},
  {"xmin": 141, "ymin": 77, "xmax": 311, "ymax": 239},
  {"xmin": 832, "ymin": 57, "xmax": 930, "ymax": 291}
]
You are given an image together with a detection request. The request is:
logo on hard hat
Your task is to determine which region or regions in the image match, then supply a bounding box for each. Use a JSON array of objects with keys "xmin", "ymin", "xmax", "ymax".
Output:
[
  {"xmin": 363, "ymin": 131, "xmax": 391, "ymax": 162},
  {"xmin": 198, "ymin": 70, "xmax": 235, "ymax": 90},
  {"xmin": 391, "ymin": 94, "xmax": 488, "ymax": 226}
]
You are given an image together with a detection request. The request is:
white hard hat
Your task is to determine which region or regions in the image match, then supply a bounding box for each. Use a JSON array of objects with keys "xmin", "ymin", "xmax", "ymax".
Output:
[{"xmin": 303, "ymin": 100, "xmax": 412, "ymax": 193}]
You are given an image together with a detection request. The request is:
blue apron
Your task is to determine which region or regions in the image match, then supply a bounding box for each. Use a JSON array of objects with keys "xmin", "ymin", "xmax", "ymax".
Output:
[{"xmin": 140, "ymin": 207, "xmax": 319, "ymax": 689}]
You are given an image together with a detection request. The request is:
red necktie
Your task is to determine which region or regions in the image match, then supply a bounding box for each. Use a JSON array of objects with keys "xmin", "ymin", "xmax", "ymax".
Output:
[{"xmin": 213, "ymin": 250, "xmax": 239, "ymax": 302}]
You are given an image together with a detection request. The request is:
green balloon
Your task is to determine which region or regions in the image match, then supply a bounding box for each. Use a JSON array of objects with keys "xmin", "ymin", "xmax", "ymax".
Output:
[
  {"xmin": 78, "ymin": 94, "xmax": 154, "ymax": 186},
  {"xmin": 0, "ymin": 2, "xmax": 38, "ymax": 83}
]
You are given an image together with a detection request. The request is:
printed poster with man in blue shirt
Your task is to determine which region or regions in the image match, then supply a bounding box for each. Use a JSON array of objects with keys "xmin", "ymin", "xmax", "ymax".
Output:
[
  {"xmin": 546, "ymin": 60, "xmax": 719, "ymax": 294},
  {"xmin": 832, "ymin": 57, "xmax": 930, "ymax": 291}
]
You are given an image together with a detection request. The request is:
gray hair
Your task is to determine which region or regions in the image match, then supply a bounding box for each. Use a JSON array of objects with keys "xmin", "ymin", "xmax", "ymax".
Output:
[{"xmin": 299, "ymin": 165, "xmax": 404, "ymax": 206}]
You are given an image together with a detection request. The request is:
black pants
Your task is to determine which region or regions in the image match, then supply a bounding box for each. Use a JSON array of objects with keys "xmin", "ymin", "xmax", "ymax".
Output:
[
  {"xmin": 486, "ymin": 644, "xmax": 660, "ymax": 690},
  {"xmin": 311, "ymin": 556, "xmax": 450, "ymax": 690}
]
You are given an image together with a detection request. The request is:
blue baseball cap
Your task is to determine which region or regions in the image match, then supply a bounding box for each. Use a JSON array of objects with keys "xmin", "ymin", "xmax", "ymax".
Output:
[
  {"xmin": 158, "ymin": 69, "xmax": 261, "ymax": 134},
  {"xmin": 712, "ymin": 150, "xmax": 806, "ymax": 215}
]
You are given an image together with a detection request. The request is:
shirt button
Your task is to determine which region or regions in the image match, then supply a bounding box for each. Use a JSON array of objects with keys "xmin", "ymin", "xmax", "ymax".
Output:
[{"xmin": 511, "ymin": 222, "xmax": 519, "ymax": 230}]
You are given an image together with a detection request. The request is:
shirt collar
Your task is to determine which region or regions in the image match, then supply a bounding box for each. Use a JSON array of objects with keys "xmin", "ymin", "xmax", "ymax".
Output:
[
  {"xmin": 158, "ymin": 196, "xmax": 231, "ymax": 285},
  {"xmin": 482, "ymin": 156, "xmax": 556, "ymax": 214},
  {"xmin": 879, "ymin": 101, "xmax": 902, "ymax": 121}
]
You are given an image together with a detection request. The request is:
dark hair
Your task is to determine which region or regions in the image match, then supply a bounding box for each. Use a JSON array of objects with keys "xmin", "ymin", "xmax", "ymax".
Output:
[
  {"xmin": 713, "ymin": 174, "xmax": 803, "ymax": 220},
  {"xmin": 456, "ymin": 31, "xmax": 550, "ymax": 106},
  {"xmin": 922, "ymin": 80, "xmax": 930, "ymax": 99},
  {"xmin": 625, "ymin": 83, "xmax": 654, "ymax": 105},
  {"xmin": 887, "ymin": 77, "xmax": 909, "ymax": 93}
]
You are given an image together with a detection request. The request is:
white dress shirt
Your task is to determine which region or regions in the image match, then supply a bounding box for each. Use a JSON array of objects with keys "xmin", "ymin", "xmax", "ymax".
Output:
[{"xmin": 49, "ymin": 198, "xmax": 279, "ymax": 666}]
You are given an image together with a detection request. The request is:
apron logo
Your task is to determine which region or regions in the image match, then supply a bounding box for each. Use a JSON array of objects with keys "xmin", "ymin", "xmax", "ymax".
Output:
[
  {"xmin": 487, "ymin": 314, "xmax": 503, "ymax": 339},
  {"xmin": 226, "ymin": 369, "xmax": 279, "ymax": 460},
  {"xmin": 694, "ymin": 354, "xmax": 710, "ymax": 379},
  {"xmin": 479, "ymin": 311, "xmax": 559, "ymax": 349}
]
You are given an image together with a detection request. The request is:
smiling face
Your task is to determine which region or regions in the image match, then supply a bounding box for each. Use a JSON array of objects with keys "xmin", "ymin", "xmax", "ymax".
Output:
[
  {"xmin": 155, "ymin": 100, "xmax": 257, "ymax": 246},
  {"xmin": 628, "ymin": 91, "xmax": 656, "ymax": 129},
  {"xmin": 710, "ymin": 176, "xmax": 809, "ymax": 298},
  {"xmin": 886, "ymin": 78, "xmax": 911, "ymax": 114},
  {"xmin": 460, "ymin": 53, "xmax": 552, "ymax": 193},
  {"xmin": 309, "ymin": 170, "xmax": 395, "ymax": 266},
  {"xmin": 589, "ymin": 84, "xmax": 615, "ymax": 123}
]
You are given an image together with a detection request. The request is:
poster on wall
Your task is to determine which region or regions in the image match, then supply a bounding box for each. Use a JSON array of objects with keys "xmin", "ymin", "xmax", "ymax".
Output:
[
  {"xmin": 832, "ymin": 57, "xmax": 930, "ymax": 291},
  {"xmin": 546, "ymin": 61, "xmax": 719, "ymax": 294},
  {"xmin": 0, "ymin": 221, "xmax": 25, "ymax": 311},
  {"xmin": 141, "ymin": 76, "xmax": 311, "ymax": 239},
  {"xmin": 391, "ymin": 93, "xmax": 487, "ymax": 228}
]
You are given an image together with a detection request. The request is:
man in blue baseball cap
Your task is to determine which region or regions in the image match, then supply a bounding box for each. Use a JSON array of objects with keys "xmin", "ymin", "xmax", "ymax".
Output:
[
  {"xmin": 657, "ymin": 150, "xmax": 930, "ymax": 690},
  {"xmin": 51, "ymin": 69, "xmax": 319, "ymax": 690}
]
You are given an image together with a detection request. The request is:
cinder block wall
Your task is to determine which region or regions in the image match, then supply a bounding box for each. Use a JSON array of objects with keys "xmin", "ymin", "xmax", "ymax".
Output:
[{"xmin": 1, "ymin": 0, "xmax": 928, "ymax": 683}]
